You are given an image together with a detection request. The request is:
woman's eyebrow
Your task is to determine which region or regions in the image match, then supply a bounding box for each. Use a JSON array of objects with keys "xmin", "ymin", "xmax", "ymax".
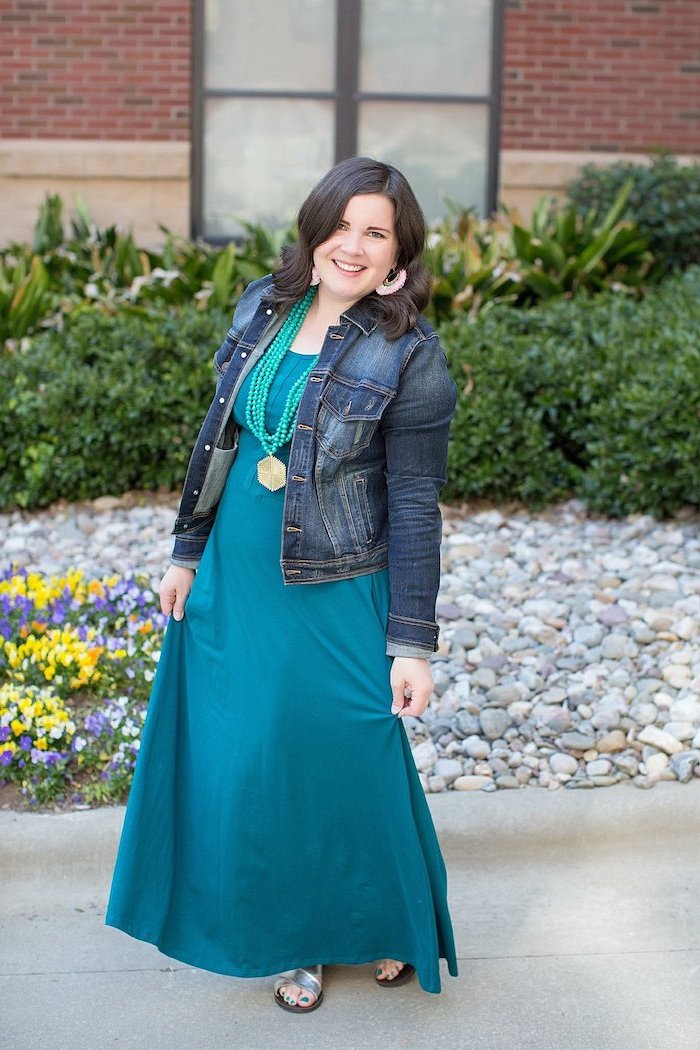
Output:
[{"xmin": 338, "ymin": 217, "xmax": 392, "ymax": 234}]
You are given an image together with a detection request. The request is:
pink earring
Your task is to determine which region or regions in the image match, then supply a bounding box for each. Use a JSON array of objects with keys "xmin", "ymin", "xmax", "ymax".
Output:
[
  {"xmin": 310, "ymin": 266, "xmax": 320, "ymax": 286},
  {"xmin": 375, "ymin": 268, "xmax": 407, "ymax": 296}
]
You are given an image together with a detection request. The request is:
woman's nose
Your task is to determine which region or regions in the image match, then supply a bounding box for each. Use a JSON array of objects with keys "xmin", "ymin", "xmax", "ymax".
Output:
[{"xmin": 340, "ymin": 230, "xmax": 363, "ymax": 254}]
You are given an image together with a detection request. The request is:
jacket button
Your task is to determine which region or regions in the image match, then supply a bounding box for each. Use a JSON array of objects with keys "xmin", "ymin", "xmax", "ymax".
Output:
[
  {"xmin": 193, "ymin": 490, "xmax": 199, "ymax": 495},
  {"xmin": 266, "ymin": 308, "xmax": 272, "ymax": 315},
  {"xmin": 219, "ymin": 397, "xmax": 225, "ymax": 403},
  {"xmin": 241, "ymin": 351, "xmax": 247, "ymax": 358},
  {"xmin": 205, "ymin": 444, "xmax": 211, "ymax": 451}
]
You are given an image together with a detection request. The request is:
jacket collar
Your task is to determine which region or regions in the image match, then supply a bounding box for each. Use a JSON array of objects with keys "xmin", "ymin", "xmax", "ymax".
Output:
[{"xmin": 340, "ymin": 298, "xmax": 380, "ymax": 336}]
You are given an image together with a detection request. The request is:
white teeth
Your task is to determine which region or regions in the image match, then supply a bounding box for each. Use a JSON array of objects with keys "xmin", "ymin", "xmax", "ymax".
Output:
[{"xmin": 334, "ymin": 261, "xmax": 364, "ymax": 272}]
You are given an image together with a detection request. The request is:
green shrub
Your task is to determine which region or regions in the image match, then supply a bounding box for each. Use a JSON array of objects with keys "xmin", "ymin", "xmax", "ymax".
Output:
[
  {"xmin": 566, "ymin": 153, "xmax": 700, "ymax": 271},
  {"xmin": 581, "ymin": 316, "xmax": 700, "ymax": 516},
  {"xmin": 0, "ymin": 304, "xmax": 227, "ymax": 508},
  {"xmin": 3, "ymin": 263, "xmax": 699, "ymax": 517},
  {"xmin": 440, "ymin": 267, "xmax": 700, "ymax": 516}
]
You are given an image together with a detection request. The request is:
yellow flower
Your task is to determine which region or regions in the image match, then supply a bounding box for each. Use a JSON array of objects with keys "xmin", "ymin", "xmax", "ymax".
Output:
[
  {"xmin": 0, "ymin": 683, "xmax": 75, "ymax": 752},
  {"xmin": 5, "ymin": 626, "xmax": 104, "ymax": 689}
]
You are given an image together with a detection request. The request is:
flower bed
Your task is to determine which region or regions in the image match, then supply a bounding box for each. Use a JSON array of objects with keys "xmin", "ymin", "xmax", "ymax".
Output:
[{"xmin": 0, "ymin": 566, "xmax": 166, "ymax": 807}]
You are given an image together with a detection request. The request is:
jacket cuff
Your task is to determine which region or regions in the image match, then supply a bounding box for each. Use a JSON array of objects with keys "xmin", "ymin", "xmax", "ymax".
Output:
[
  {"xmin": 386, "ymin": 613, "xmax": 439, "ymax": 655},
  {"xmin": 171, "ymin": 528, "xmax": 209, "ymax": 565},
  {"xmin": 170, "ymin": 555, "xmax": 200, "ymax": 571},
  {"xmin": 386, "ymin": 640, "xmax": 434, "ymax": 659}
]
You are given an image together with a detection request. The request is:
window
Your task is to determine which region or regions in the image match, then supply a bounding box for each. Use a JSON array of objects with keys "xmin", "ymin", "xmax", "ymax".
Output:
[{"xmin": 193, "ymin": 0, "xmax": 504, "ymax": 240}]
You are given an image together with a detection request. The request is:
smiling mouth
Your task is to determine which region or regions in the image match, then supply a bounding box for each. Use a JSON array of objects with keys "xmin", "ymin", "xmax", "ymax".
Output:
[{"xmin": 333, "ymin": 260, "xmax": 365, "ymax": 273}]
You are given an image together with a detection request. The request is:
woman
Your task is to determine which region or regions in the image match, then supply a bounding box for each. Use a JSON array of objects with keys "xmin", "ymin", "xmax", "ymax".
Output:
[{"xmin": 105, "ymin": 156, "xmax": 459, "ymax": 1011}]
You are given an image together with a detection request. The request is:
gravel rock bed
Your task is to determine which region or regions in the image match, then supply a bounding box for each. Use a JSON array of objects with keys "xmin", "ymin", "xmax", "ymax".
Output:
[{"xmin": 3, "ymin": 494, "xmax": 700, "ymax": 792}]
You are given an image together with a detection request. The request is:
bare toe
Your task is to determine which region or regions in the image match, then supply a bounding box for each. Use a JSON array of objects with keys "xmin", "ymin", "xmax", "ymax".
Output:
[
  {"xmin": 375, "ymin": 958, "xmax": 405, "ymax": 982},
  {"xmin": 279, "ymin": 980, "xmax": 317, "ymax": 1008}
]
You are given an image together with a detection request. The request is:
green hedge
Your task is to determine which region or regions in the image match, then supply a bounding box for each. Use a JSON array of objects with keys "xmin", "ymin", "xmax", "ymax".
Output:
[
  {"xmin": 440, "ymin": 266, "xmax": 700, "ymax": 516},
  {"xmin": 566, "ymin": 154, "xmax": 700, "ymax": 272},
  {"xmin": 0, "ymin": 305, "xmax": 228, "ymax": 509},
  {"xmin": 2, "ymin": 269, "xmax": 699, "ymax": 516}
]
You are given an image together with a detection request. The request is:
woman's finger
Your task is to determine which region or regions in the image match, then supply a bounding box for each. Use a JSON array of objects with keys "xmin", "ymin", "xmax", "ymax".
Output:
[
  {"xmin": 391, "ymin": 679, "xmax": 408, "ymax": 714},
  {"xmin": 397, "ymin": 691, "xmax": 431, "ymax": 718},
  {"xmin": 160, "ymin": 586, "xmax": 175, "ymax": 617},
  {"xmin": 172, "ymin": 589, "xmax": 188, "ymax": 621}
]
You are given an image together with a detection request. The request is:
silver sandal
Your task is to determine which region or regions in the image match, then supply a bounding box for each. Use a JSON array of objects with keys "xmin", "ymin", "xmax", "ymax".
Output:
[{"xmin": 273, "ymin": 965, "xmax": 323, "ymax": 1013}]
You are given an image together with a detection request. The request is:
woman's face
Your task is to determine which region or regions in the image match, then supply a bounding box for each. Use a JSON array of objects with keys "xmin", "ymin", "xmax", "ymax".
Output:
[{"xmin": 312, "ymin": 193, "xmax": 399, "ymax": 310}]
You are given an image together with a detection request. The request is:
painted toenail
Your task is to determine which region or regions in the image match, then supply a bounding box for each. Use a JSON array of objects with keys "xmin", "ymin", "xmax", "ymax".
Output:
[
  {"xmin": 376, "ymin": 968, "xmax": 383, "ymax": 975},
  {"xmin": 300, "ymin": 996, "xmax": 309, "ymax": 1003}
]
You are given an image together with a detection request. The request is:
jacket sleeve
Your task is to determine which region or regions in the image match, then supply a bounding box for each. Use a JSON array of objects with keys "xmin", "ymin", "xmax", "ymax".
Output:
[
  {"xmin": 379, "ymin": 333, "xmax": 457, "ymax": 658},
  {"xmin": 169, "ymin": 277, "xmax": 273, "ymax": 570},
  {"xmin": 170, "ymin": 513, "xmax": 217, "ymax": 570}
]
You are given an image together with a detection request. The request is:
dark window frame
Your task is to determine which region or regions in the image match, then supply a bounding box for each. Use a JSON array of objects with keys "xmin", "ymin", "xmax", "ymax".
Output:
[{"xmin": 191, "ymin": 0, "xmax": 505, "ymax": 241}]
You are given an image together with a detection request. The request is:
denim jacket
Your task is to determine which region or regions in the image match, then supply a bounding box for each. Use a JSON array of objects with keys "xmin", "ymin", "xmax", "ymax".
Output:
[{"xmin": 170, "ymin": 275, "xmax": 457, "ymax": 658}]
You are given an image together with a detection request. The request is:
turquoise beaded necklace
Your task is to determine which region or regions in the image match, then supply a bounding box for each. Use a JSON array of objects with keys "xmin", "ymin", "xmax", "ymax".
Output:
[{"xmin": 245, "ymin": 286, "xmax": 318, "ymax": 491}]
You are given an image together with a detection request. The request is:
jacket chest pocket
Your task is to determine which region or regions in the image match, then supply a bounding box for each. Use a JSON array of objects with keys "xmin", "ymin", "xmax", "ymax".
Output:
[{"xmin": 316, "ymin": 378, "xmax": 393, "ymax": 460}]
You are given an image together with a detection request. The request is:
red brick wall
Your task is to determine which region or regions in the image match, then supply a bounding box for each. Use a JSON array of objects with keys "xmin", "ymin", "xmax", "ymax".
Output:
[
  {"xmin": 2, "ymin": 0, "xmax": 699, "ymax": 152},
  {"xmin": 503, "ymin": 0, "xmax": 700, "ymax": 152},
  {"xmin": 0, "ymin": 0, "xmax": 191, "ymax": 139}
]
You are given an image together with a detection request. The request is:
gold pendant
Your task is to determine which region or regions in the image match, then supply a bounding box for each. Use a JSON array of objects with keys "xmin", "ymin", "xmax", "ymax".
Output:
[{"xmin": 257, "ymin": 454, "xmax": 286, "ymax": 491}]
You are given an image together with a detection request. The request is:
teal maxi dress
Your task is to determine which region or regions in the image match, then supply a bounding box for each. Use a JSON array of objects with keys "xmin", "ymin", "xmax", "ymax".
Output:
[{"xmin": 105, "ymin": 350, "xmax": 458, "ymax": 994}]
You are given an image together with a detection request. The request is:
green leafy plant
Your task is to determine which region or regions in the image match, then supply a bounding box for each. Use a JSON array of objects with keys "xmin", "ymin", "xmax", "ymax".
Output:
[
  {"xmin": 425, "ymin": 182, "xmax": 663, "ymax": 325},
  {"xmin": 510, "ymin": 178, "xmax": 663, "ymax": 299},
  {"xmin": 566, "ymin": 152, "xmax": 700, "ymax": 271},
  {"xmin": 32, "ymin": 194, "xmax": 66, "ymax": 253},
  {"xmin": 0, "ymin": 253, "xmax": 53, "ymax": 341},
  {"xmin": 426, "ymin": 206, "xmax": 521, "ymax": 325},
  {"xmin": 0, "ymin": 197, "xmax": 298, "ymax": 344}
]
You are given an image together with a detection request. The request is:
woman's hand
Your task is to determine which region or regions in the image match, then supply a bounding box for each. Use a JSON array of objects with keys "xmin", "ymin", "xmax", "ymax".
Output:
[
  {"xmin": 159, "ymin": 565, "xmax": 195, "ymax": 621},
  {"xmin": 390, "ymin": 657, "xmax": 434, "ymax": 718}
]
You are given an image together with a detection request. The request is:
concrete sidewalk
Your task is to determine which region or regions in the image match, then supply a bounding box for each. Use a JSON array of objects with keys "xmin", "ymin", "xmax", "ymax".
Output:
[{"xmin": 2, "ymin": 784, "xmax": 699, "ymax": 1050}]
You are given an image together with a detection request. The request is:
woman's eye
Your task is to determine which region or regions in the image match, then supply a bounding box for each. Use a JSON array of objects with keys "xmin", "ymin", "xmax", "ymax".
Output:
[{"xmin": 369, "ymin": 230, "xmax": 385, "ymax": 239}]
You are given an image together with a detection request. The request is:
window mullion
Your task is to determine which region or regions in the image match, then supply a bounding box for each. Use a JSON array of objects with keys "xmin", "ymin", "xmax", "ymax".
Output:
[{"xmin": 335, "ymin": 0, "xmax": 360, "ymax": 160}]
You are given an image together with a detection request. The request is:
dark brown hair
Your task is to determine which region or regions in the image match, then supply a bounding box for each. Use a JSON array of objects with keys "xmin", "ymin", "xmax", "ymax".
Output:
[{"xmin": 272, "ymin": 156, "xmax": 431, "ymax": 340}]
